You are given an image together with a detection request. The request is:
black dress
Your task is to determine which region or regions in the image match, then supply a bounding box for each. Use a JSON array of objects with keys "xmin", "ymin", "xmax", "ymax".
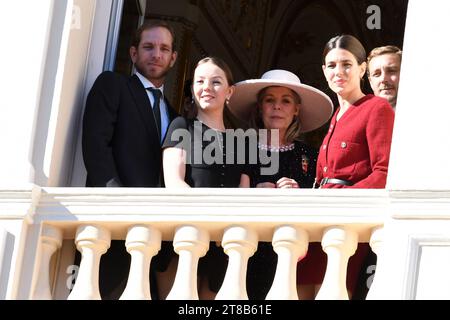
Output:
[
  {"xmin": 246, "ymin": 140, "xmax": 318, "ymax": 299},
  {"xmin": 162, "ymin": 116, "xmax": 248, "ymax": 292},
  {"xmin": 163, "ymin": 116, "xmax": 246, "ymax": 187},
  {"xmin": 248, "ymin": 140, "xmax": 317, "ymax": 188}
]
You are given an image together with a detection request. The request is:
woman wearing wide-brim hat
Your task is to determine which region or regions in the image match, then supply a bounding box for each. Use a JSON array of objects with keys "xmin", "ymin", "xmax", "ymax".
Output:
[
  {"xmin": 228, "ymin": 69, "xmax": 334, "ymax": 299},
  {"xmin": 228, "ymin": 69, "xmax": 333, "ymax": 189},
  {"xmin": 229, "ymin": 69, "xmax": 334, "ymax": 133}
]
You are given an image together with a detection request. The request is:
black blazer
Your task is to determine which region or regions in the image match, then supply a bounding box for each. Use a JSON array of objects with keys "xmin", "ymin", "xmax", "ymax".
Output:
[{"xmin": 82, "ymin": 71, "xmax": 178, "ymax": 187}]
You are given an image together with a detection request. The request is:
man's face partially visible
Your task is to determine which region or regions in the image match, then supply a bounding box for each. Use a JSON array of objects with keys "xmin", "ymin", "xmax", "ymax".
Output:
[{"xmin": 368, "ymin": 53, "xmax": 401, "ymax": 108}]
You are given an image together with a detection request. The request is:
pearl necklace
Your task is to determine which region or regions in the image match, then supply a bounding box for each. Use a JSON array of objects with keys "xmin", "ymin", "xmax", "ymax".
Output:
[{"xmin": 258, "ymin": 142, "xmax": 295, "ymax": 152}]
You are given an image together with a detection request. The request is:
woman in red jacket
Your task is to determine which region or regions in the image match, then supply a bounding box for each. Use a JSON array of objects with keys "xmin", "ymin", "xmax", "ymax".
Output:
[
  {"xmin": 297, "ymin": 35, "xmax": 395, "ymax": 299},
  {"xmin": 317, "ymin": 34, "xmax": 395, "ymax": 188}
]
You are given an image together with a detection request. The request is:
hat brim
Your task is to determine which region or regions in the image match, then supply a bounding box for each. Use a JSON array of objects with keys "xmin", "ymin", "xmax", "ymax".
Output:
[{"xmin": 228, "ymin": 79, "xmax": 334, "ymax": 133}]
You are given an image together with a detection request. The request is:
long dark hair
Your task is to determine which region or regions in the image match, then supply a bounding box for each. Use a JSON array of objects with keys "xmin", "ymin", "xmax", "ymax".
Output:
[
  {"xmin": 323, "ymin": 35, "xmax": 367, "ymax": 89},
  {"xmin": 196, "ymin": 57, "xmax": 235, "ymax": 86},
  {"xmin": 322, "ymin": 34, "xmax": 366, "ymax": 65}
]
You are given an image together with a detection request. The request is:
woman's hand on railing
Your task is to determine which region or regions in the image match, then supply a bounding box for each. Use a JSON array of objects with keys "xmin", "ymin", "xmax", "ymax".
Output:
[{"xmin": 276, "ymin": 177, "xmax": 299, "ymax": 189}]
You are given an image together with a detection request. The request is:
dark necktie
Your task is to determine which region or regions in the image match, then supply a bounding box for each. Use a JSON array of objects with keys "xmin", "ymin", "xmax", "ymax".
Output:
[{"xmin": 147, "ymin": 88, "xmax": 162, "ymax": 138}]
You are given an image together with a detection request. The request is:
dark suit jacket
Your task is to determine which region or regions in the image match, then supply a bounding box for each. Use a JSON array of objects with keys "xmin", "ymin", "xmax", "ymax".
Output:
[{"xmin": 82, "ymin": 71, "xmax": 178, "ymax": 187}]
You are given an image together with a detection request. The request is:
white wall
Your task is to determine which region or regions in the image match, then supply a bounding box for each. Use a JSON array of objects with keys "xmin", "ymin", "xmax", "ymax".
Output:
[
  {"xmin": 387, "ymin": 0, "xmax": 450, "ymax": 190},
  {"xmin": 0, "ymin": 1, "xmax": 55, "ymax": 186},
  {"xmin": 0, "ymin": 1, "xmax": 116, "ymax": 187},
  {"xmin": 70, "ymin": 0, "xmax": 117, "ymax": 187},
  {"xmin": 0, "ymin": 219, "xmax": 34, "ymax": 300},
  {"xmin": 40, "ymin": 0, "xmax": 97, "ymax": 187}
]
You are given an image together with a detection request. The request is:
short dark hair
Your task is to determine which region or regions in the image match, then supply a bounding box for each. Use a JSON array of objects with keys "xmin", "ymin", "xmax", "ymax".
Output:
[
  {"xmin": 131, "ymin": 20, "xmax": 176, "ymax": 51},
  {"xmin": 322, "ymin": 34, "xmax": 366, "ymax": 65}
]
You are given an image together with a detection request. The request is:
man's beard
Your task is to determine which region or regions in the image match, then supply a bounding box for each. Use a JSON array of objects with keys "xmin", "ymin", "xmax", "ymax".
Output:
[{"xmin": 136, "ymin": 63, "xmax": 171, "ymax": 82}]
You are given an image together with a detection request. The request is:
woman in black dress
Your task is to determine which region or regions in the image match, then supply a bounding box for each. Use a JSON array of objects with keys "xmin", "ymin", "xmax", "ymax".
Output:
[
  {"xmin": 161, "ymin": 57, "xmax": 249, "ymax": 299},
  {"xmin": 163, "ymin": 57, "xmax": 249, "ymax": 188},
  {"xmin": 228, "ymin": 69, "xmax": 333, "ymax": 299}
]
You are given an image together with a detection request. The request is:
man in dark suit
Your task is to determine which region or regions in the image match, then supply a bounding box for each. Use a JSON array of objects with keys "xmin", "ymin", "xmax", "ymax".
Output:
[
  {"xmin": 81, "ymin": 21, "xmax": 179, "ymax": 300},
  {"xmin": 82, "ymin": 20, "xmax": 178, "ymax": 187}
]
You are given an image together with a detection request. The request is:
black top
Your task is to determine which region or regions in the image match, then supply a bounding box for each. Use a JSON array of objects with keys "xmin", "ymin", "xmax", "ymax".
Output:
[
  {"xmin": 162, "ymin": 117, "xmax": 247, "ymax": 187},
  {"xmin": 248, "ymin": 140, "xmax": 317, "ymax": 188}
]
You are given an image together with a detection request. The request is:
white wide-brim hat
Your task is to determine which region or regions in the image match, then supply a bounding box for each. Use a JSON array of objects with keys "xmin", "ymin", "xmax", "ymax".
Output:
[{"xmin": 228, "ymin": 69, "xmax": 334, "ymax": 132}]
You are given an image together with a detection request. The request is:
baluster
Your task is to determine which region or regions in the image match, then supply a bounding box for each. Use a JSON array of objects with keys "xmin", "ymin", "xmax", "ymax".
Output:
[
  {"xmin": 30, "ymin": 224, "xmax": 63, "ymax": 299},
  {"xmin": 68, "ymin": 225, "xmax": 110, "ymax": 300},
  {"xmin": 215, "ymin": 225, "xmax": 258, "ymax": 300},
  {"xmin": 266, "ymin": 225, "xmax": 308, "ymax": 300},
  {"xmin": 166, "ymin": 225, "xmax": 209, "ymax": 300},
  {"xmin": 366, "ymin": 226, "xmax": 383, "ymax": 300},
  {"xmin": 120, "ymin": 225, "xmax": 161, "ymax": 300},
  {"xmin": 315, "ymin": 226, "xmax": 357, "ymax": 300}
]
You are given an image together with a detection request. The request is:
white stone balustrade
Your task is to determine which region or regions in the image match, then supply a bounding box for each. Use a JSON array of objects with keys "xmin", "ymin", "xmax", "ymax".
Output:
[
  {"xmin": 166, "ymin": 225, "xmax": 209, "ymax": 300},
  {"xmin": 68, "ymin": 225, "xmax": 111, "ymax": 300},
  {"xmin": 120, "ymin": 225, "xmax": 161, "ymax": 300},
  {"xmin": 266, "ymin": 225, "xmax": 309, "ymax": 300},
  {"xmin": 215, "ymin": 225, "xmax": 258, "ymax": 300},
  {"xmin": 315, "ymin": 226, "xmax": 358, "ymax": 300},
  {"xmin": 30, "ymin": 224, "xmax": 63, "ymax": 299},
  {"xmin": 366, "ymin": 226, "xmax": 384, "ymax": 300},
  {"xmin": 17, "ymin": 187, "xmax": 389, "ymax": 300}
]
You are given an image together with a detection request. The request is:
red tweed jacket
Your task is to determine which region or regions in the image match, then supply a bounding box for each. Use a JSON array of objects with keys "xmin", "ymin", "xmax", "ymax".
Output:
[{"xmin": 316, "ymin": 94, "xmax": 395, "ymax": 188}]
